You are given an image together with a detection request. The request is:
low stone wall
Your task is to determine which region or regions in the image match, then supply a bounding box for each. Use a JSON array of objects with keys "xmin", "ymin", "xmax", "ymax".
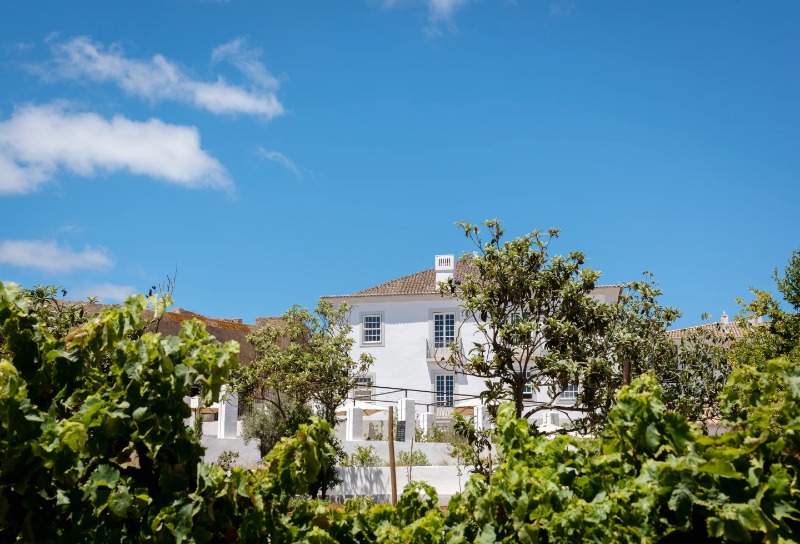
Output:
[
  {"xmin": 329, "ymin": 466, "xmax": 466, "ymax": 505},
  {"xmin": 341, "ymin": 440, "xmax": 454, "ymax": 466}
]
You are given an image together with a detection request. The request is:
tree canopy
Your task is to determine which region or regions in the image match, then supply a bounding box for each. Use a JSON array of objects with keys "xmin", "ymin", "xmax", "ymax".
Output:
[
  {"xmin": 439, "ymin": 220, "xmax": 734, "ymax": 434},
  {"xmin": 230, "ymin": 299, "xmax": 373, "ymax": 497},
  {"xmin": 438, "ymin": 219, "xmax": 613, "ymax": 422},
  {"xmin": 2, "ymin": 250, "xmax": 800, "ymax": 542}
]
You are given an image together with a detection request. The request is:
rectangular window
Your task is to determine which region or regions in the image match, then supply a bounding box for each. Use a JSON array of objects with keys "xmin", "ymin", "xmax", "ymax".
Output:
[
  {"xmin": 354, "ymin": 376, "xmax": 374, "ymax": 401},
  {"xmin": 522, "ymin": 369, "xmax": 533, "ymax": 399},
  {"xmin": 433, "ymin": 312, "xmax": 455, "ymax": 348},
  {"xmin": 362, "ymin": 315, "xmax": 382, "ymax": 344},
  {"xmin": 562, "ymin": 384, "xmax": 579, "ymax": 400},
  {"xmin": 435, "ymin": 374, "xmax": 454, "ymax": 407}
]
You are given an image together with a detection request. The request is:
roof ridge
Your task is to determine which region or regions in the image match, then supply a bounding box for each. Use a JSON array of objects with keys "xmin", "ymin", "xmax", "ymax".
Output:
[{"xmin": 326, "ymin": 257, "xmax": 626, "ymax": 299}]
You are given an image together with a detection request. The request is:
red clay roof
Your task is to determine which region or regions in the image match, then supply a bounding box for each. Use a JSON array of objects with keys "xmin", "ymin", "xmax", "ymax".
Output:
[
  {"xmin": 337, "ymin": 257, "xmax": 479, "ymax": 297},
  {"xmin": 326, "ymin": 256, "xmax": 622, "ymax": 298},
  {"xmin": 666, "ymin": 322, "xmax": 747, "ymax": 341},
  {"xmin": 58, "ymin": 300, "xmax": 279, "ymax": 365}
]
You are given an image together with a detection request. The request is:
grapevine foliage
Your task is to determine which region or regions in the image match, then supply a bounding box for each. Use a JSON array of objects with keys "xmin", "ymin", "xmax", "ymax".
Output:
[{"xmin": 2, "ymin": 281, "xmax": 799, "ymax": 542}]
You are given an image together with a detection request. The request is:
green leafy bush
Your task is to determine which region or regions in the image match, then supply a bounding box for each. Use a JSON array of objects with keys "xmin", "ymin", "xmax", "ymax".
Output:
[
  {"xmin": 396, "ymin": 449, "xmax": 430, "ymax": 466},
  {"xmin": 344, "ymin": 494, "xmax": 375, "ymax": 513},
  {"xmin": 3, "ymin": 280, "xmax": 800, "ymax": 543},
  {"xmin": 241, "ymin": 398, "xmax": 312, "ymax": 457},
  {"xmin": 0, "ymin": 283, "xmax": 337, "ymax": 542},
  {"xmin": 214, "ymin": 450, "xmax": 240, "ymax": 472},
  {"xmin": 341, "ymin": 445, "xmax": 382, "ymax": 467}
]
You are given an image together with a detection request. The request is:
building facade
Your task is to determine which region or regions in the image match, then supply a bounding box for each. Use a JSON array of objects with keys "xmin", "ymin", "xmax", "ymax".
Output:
[{"xmin": 323, "ymin": 254, "xmax": 622, "ymax": 425}]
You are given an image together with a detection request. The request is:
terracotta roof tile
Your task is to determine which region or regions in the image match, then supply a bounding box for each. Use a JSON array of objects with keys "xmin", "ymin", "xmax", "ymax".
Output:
[
  {"xmin": 57, "ymin": 300, "xmax": 278, "ymax": 365},
  {"xmin": 341, "ymin": 257, "xmax": 479, "ymax": 297},
  {"xmin": 666, "ymin": 322, "xmax": 747, "ymax": 341},
  {"xmin": 326, "ymin": 256, "xmax": 623, "ymax": 298}
]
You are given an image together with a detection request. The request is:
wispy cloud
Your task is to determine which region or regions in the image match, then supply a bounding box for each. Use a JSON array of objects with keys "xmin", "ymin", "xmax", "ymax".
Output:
[
  {"xmin": 428, "ymin": 0, "xmax": 471, "ymax": 23},
  {"xmin": 211, "ymin": 38, "xmax": 279, "ymax": 90},
  {"xmin": 40, "ymin": 36, "xmax": 284, "ymax": 119},
  {"xmin": 257, "ymin": 147, "xmax": 307, "ymax": 182},
  {"xmin": 73, "ymin": 282, "xmax": 136, "ymax": 303},
  {"xmin": 57, "ymin": 224, "xmax": 88, "ymax": 235},
  {"xmin": 550, "ymin": 0, "xmax": 575, "ymax": 17},
  {"xmin": 0, "ymin": 102, "xmax": 230, "ymax": 195},
  {"xmin": 5, "ymin": 41, "xmax": 34, "ymax": 54},
  {"xmin": 0, "ymin": 239, "xmax": 113, "ymax": 273},
  {"xmin": 378, "ymin": 0, "xmax": 473, "ymax": 35}
]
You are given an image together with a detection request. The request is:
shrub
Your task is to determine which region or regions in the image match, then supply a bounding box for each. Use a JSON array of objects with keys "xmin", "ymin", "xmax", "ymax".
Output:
[
  {"xmin": 215, "ymin": 450, "xmax": 240, "ymax": 472},
  {"xmin": 396, "ymin": 449, "xmax": 430, "ymax": 466},
  {"xmin": 241, "ymin": 399, "xmax": 311, "ymax": 458},
  {"xmin": 342, "ymin": 445, "xmax": 382, "ymax": 467}
]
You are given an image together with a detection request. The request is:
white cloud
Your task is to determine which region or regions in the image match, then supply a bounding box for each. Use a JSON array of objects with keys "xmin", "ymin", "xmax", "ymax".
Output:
[
  {"xmin": 550, "ymin": 0, "xmax": 574, "ymax": 17},
  {"xmin": 5, "ymin": 41, "xmax": 34, "ymax": 54},
  {"xmin": 0, "ymin": 240, "xmax": 113, "ymax": 273},
  {"xmin": 257, "ymin": 147, "xmax": 305, "ymax": 182},
  {"xmin": 0, "ymin": 102, "xmax": 230, "ymax": 195},
  {"xmin": 73, "ymin": 282, "xmax": 136, "ymax": 303},
  {"xmin": 378, "ymin": 0, "xmax": 472, "ymax": 34},
  {"xmin": 212, "ymin": 38, "xmax": 279, "ymax": 90},
  {"xmin": 428, "ymin": 0, "xmax": 471, "ymax": 22},
  {"xmin": 425, "ymin": 0, "xmax": 472, "ymax": 35},
  {"xmin": 43, "ymin": 36, "xmax": 284, "ymax": 119}
]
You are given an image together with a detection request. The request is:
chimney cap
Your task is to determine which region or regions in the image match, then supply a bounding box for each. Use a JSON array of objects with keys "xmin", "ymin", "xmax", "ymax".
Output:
[
  {"xmin": 720, "ymin": 311, "xmax": 729, "ymax": 324},
  {"xmin": 435, "ymin": 254, "xmax": 455, "ymax": 271}
]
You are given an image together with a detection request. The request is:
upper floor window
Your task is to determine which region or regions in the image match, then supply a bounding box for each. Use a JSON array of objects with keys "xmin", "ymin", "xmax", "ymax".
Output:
[
  {"xmin": 433, "ymin": 312, "xmax": 455, "ymax": 348},
  {"xmin": 362, "ymin": 314, "xmax": 383, "ymax": 344}
]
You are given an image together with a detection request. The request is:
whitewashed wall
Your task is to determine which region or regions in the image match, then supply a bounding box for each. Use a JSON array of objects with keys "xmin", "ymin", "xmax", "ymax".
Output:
[
  {"xmin": 346, "ymin": 296, "xmax": 486, "ymax": 412},
  {"xmin": 336, "ymin": 284, "xmax": 621, "ymax": 423},
  {"xmin": 330, "ymin": 466, "xmax": 467, "ymax": 505}
]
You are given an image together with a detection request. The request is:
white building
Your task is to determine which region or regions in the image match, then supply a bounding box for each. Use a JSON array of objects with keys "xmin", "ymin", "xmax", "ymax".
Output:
[{"xmin": 323, "ymin": 254, "xmax": 622, "ymax": 427}]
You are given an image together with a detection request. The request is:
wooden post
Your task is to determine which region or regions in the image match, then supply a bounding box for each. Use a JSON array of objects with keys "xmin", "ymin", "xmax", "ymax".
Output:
[
  {"xmin": 488, "ymin": 450, "xmax": 493, "ymax": 486},
  {"xmin": 388, "ymin": 405, "xmax": 397, "ymax": 506}
]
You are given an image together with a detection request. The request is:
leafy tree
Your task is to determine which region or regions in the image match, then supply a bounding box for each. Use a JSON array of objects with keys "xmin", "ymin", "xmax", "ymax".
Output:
[
  {"xmin": 440, "ymin": 220, "xmax": 734, "ymax": 434},
  {"xmin": 4, "ymin": 279, "xmax": 800, "ymax": 542},
  {"xmin": 0, "ymin": 281, "xmax": 344, "ymax": 542},
  {"xmin": 231, "ymin": 299, "xmax": 373, "ymax": 497},
  {"xmin": 735, "ymin": 246, "xmax": 800, "ymax": 361},
  {"xmin": 0, "ymin": 281, "xmax": 237, "ymax": 541},
  {"xmin": 584, "ymin": 273, "xmax": 733, "ymax": 434},
  {"xmin": 241, "ymin": 398, "xmax": 312, "ymax": 457},
  {"xmin": 724, "ymin": 247, "xmax": 800, "ymax": 422},
  {"xmin": 439, "ymin": 220, "xmax": 617, "ymax": 422}
]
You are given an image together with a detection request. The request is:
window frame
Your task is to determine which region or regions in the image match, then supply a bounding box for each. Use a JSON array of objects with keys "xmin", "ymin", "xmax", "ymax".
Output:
[
  {"xmin": 434, "ymin": 373, "xmax": 455, "ymax": 407},
  {"xmin": 360, "ymin": 312, "xmax": 385, "ymax": 347},
  {"xmin": 560, "ymin": 383, "xmax": 579, "ymax": 401},
  {"xmin": 521, "ymin": 368, "xmax": 533, "ymax": 399},
  {"xmin": 429, "ymin": 308, "xmax": 458, "ymax": 349},
  {"xmin": 353, "ymin": 374, "xmax": 375, "ymax": 402}
]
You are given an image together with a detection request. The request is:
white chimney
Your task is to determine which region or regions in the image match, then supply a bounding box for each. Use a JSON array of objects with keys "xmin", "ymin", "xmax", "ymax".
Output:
[
  {"xmin": 720, "ymin": 311, "xmax": 729, "ymax": 324},
  {"xmin": 435, "ymin": 254, "xmax": 455, "ymax": 284}
]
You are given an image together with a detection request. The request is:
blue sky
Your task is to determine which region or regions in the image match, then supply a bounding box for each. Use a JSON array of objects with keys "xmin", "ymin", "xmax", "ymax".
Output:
[{"xmin": 0, "ymin": 1, "xmax": 797, "ymax": 329}]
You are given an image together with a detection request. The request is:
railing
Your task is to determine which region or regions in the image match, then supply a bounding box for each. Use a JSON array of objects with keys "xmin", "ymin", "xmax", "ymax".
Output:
[
  {"xmin": 425, "ymin": 338, "xmax": 463, "ymax": 361},
  {"xmin": 347, "ymin": 384, "xmax": 480, "ymax": 414}
]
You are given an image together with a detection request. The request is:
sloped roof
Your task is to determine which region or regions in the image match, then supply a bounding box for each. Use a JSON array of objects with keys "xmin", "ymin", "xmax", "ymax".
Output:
[
  {"xmin": 335, "ymin": 257, "xmax": 479, "ymax": 297},
  {"xmin": 326, "ymin": 256, "xmax": 623, "ymax": 298},
  {"xmin": 665, "ymin": 322, "xmax": 747, "ymax": 341},
  {"xmin": 58, "ymin": 300, "xmax": 277, "ymax": 365}
]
